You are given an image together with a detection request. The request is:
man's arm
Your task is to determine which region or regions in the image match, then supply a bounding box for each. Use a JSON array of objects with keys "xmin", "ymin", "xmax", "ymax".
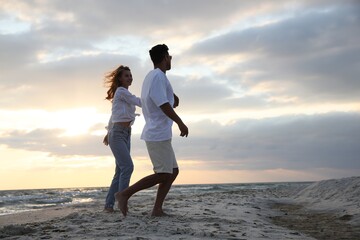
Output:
[
  {"xmin": 173, "ymin": 93, "xmax": 179, "ymax": 108},
  {"xmin": 160, "ymin": 102, "xmax": 188, "ymax": 137}
]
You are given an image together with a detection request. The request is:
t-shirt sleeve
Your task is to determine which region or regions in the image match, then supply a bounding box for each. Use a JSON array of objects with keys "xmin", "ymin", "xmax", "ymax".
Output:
[{"xmin": 149, "ymin": 74, "xmax": 169, "ymax": 107}]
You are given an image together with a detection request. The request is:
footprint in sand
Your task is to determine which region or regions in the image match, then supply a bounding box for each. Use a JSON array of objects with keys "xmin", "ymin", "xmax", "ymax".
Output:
[{"xmin": 204, "ymin": 208, "xmax": 216, "ymax": 214}]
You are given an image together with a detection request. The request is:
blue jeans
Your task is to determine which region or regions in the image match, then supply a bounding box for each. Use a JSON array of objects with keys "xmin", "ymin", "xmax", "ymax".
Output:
[{"xmin": 104, "ymin": 125, "xmax": 134, "ymax": 209}]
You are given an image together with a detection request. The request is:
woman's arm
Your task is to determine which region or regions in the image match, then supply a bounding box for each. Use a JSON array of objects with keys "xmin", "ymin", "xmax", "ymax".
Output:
[
  {"xmin": 120, "ymin": 89, "xmax": 141, "ymax": 107},
  {"xmin": 103, "ymin": 116, "xmax": 112, "ymax": 146}
]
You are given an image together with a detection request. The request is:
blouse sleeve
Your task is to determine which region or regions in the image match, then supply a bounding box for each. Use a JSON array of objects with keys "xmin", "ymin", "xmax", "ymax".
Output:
[{"xmin": 120, "ymin": 89, "xmax": 142, "ymax": 107}]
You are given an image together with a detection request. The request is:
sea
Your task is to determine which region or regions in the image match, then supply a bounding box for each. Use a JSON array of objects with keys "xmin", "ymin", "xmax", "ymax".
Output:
[{"xmin": 0, "ymin": 182, "xmax": 312, "ymax": 216}]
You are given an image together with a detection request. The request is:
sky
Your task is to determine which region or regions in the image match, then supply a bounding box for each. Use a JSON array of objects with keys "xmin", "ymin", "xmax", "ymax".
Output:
[{"xmin": 0, "ymin": 0, "xmax": 359, "ymax": 190}]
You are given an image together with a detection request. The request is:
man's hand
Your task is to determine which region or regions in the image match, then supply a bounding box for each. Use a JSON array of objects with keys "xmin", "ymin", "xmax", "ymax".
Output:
[
  {"xmin": 103, "ymin": 134, "xmax": 109, "ymax": 146},
  {"xmin": 173, "ymin": 94, "xmax": 179, "ymax": 108},
  {"xmin": 160, "ymin": 102, "xmax": 188, "ymax": 137},
  {"xmin": 178, "ymin": 122, "xmax": 188, "ymax": 137}
]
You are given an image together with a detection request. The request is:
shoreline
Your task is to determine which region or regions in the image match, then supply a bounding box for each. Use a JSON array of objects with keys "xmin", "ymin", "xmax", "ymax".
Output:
[{"xmin": 0, "ymin": 203, "xmax": 90, "ymax": 227}]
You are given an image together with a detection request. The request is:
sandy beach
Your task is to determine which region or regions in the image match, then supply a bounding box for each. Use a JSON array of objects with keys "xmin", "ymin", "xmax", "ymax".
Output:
[{"xmin": 0, "ymin": 177, "xmax": 359, "ymax": 240}]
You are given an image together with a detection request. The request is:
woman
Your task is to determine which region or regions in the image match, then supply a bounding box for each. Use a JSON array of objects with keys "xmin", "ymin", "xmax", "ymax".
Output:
[{"xmin": 103, "ymin": 65, "xmax": 141, "ymax": 213}]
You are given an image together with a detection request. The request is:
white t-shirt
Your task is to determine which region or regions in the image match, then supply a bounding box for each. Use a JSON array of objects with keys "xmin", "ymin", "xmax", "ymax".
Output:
[
  {"xmin": 108, "ymin": 87, "xmax": 141, "ymax": 129},
  {"xmin": 141, "ymin": 68, "xmax": 174, "ymax": 141}
]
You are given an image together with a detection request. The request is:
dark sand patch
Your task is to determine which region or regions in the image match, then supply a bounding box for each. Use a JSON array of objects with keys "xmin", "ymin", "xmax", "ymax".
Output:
[{"xmin": 271, "ymin": 202, "xmax": 360, "ymax": 240}]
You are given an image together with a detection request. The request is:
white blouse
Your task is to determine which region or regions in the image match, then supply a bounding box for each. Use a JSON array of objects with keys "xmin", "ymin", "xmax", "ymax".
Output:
[{"xmin": 107, "ymin": 87, "xmax": 141, "ymax": 129}]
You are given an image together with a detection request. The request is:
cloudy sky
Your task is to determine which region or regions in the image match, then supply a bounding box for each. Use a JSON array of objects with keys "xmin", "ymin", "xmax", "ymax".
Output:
[{"xmin": 0, "ymin": 0, "xmax": 359, "ymax": 190}]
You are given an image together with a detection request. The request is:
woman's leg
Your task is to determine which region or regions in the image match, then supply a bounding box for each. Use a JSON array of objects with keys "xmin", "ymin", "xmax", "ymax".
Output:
[
  {"xmin": 104, "ymin": 130, "xmax": 121, "ymax": 210},
  {"xmin": 117, "ymin": 128, "xmax": 134, "ymax": 192},
  {"xmin": 104, "ymin": 164, "xmax": 120, "ymax": 210},
  {"xmin": 108, "ymin": 127, "xmax": 133, "ymax": 204}
]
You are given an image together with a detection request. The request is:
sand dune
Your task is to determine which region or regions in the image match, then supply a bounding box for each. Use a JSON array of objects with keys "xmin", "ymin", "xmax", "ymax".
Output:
[
  {"xmin": 271, "ymin": 176, "xmax": 360, "ymax": 240},
  {"xmin": 295, "ymin": 176, "xmax": 360, "ymax": 224}
]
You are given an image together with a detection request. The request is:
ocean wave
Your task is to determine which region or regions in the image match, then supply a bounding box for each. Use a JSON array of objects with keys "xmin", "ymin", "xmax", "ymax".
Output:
[
  {"xmin": 30, "ymin": 197, "xmax": 73, "ymax": 205},
  {"xmin": 0, "ymin": 182, "xmax": 310, "ymax": 216}
]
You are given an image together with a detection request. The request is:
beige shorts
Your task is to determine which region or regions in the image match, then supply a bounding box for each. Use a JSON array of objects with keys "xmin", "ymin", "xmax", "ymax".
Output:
[{"xmin": 145, "ymin": 139, "xmax": 178, "ymax": 174}]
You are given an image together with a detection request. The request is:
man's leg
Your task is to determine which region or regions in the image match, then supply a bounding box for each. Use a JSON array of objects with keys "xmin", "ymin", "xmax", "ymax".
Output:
[
  {"xmin": 152, "ymin": 168, "xmax": 179, "ymax": 216},
  {"xmin": 115, "ymin": 172, "xmax": 172, "ymax": 216}
]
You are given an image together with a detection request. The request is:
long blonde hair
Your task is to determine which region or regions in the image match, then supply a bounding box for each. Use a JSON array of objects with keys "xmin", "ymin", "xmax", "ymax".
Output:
[{"xmin": 104, "ymin": 65, "xmax": 130, "ymax": 101}]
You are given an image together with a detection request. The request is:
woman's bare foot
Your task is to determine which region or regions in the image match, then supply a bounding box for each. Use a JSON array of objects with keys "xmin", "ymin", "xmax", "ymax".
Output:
[
  {"xmin": 115, "ymin": 192, "xmax": 128, "ymax": 217},
  {"xmin": 103, "ymin": 207, "xmax": 114, "ymax": 213}
]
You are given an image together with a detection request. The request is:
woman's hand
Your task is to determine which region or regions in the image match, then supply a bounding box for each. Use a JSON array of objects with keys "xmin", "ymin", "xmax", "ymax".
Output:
[{"xmin": 103, "ymin": 134, "xmax": 109, "ymax": 146}]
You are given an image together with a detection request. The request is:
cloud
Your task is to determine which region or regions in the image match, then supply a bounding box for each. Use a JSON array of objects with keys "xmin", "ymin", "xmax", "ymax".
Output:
[
  {"xmin": 0, "ymin": 52, "xmax": 145, "ymax": 110},
  {"xmin": 1, "ymin": 112, "xmax": 359, "ymax": 172},
  {"xmin": 0, "ymin": 1, "xmax": 274, "ymax": 36},
  {"xmin": 172, "ymin": 112, "xmax": 360, "ymax": 171},
  {"xmin": 0, "ymin": 128, "xmax": 112, "ymax": 157},
  {"xmin": 183, "ymin": 3, "xmax": 360, "ymax": 107},
  {"xmin": 190, "ymin": 2, "xmax": 359, "ymax": 55},
  {"xmin": 1, "ymin": 1, "xmax": 359, "ymax": 112}
]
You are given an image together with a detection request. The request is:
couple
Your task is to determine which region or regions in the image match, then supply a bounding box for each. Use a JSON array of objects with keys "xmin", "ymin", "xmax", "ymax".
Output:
[{"xmin": 103, "ymin": 44, "xmax": 188, "ymax": 217}]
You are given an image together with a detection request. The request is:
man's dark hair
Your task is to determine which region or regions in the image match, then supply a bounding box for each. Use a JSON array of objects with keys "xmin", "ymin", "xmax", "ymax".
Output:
[{"xmin": 149, "ymin": 44, "xmax": 169, "ymax": 64}]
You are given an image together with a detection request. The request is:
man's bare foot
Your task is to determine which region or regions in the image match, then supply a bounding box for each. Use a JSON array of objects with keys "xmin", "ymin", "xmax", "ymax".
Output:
[
  {"xmin": 151, "ymin": 209, "xmax": 170, "ymax": 217},
  {"xmin": 115, "ymin": 192, "xmax": 128, "ymax": 217}
]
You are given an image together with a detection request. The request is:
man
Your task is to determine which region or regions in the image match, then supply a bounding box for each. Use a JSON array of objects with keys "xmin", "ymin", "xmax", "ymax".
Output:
[{"xmin": 116, "ymin": 44, "xmax": 188, "ymax": 217}]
